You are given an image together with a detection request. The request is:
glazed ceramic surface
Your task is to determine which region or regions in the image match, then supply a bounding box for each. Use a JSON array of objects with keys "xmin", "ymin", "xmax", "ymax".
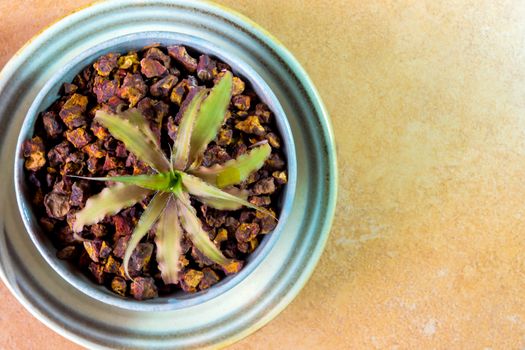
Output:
[
  {"xmin": 0, "ymin": 1, "xmax": 336, "ymax": 349},
  {"xmin": 15, "ymin": 31, "xmax": 298, "ymax": 312}
]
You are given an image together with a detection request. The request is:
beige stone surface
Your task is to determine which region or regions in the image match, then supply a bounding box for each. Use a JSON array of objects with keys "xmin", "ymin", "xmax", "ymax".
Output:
[{"xmin": 2, "ymin": 0, "xmax": 525, "ymax": 348}]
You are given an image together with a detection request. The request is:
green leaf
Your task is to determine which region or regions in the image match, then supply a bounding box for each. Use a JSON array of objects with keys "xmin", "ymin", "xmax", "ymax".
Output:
[
  {"xmin": 172, "ymin": 89, "xmax": 207, "ymax": 170},
  {"xmin": 194, "ymin": 186, "xmax": 249, "ymax": 211},
  {"xmin": 68, "ymin": 173, "xmax": 172, "ymax": 191},
  {"xmin": 123, "ymin": 191, "xmax": 171, "ymax": 280},
  {"xmin": 189, "ymin": 71, "xmax": 233, "ymax": 166},
  {"xmin": 73, "ymin": 183, "xmax": 152, "ymax": 233},
  {"xmin": 154, "ymin": 197, "xmax": 183, "ymax": 284},
  {"xmin": 176, "ymin": 192, "xmax": 231, "ymax": 266},
  {"xmin": 180, "ymin": 173, "xmax": 276, "ymax": 217},
  {"xmin": 191, "ymin": 143, "xmax": 271, "ymax": 188},
  {"xmin": 95, "ymin": 110, "xmax": 170, "ymax": 172},
  {"xmin": 118, "ymin": 108, "xmax": 159, "ymax": 146}
]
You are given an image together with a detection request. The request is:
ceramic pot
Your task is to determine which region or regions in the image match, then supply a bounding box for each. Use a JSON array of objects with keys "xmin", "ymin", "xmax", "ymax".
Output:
[{"xmin": 0, "ymin": 1, "xmax": 336, "ymax": 348}]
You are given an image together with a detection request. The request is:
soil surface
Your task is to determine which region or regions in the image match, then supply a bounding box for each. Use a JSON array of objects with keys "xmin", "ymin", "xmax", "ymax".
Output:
[{"xmin": 22, "ymin": 44, "xmax": 287, "ymax": 300}]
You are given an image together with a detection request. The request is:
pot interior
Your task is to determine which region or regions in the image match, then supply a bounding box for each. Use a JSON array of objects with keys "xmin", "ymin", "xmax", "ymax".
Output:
[{"xmin": 14, "ymin": 31, "xmax": 296, "ymax": 311}]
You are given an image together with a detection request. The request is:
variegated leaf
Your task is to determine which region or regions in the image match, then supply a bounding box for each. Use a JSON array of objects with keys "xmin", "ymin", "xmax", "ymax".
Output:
[
  {"xmin": 123, "ymin": 191, "xmax": 171, "ymax": 280},
  {"xmin": 191, "ymin": 143, "xmax": 271, "ymax": 188},
  {"xmin": 194, "ymin": 186, "xmax": 249, "ymax": 210},
  {"xmin": 95, "ymin": 110, "xmax": 170, "ymax": 172},
  {"xmin": 154, "ymin": 197, "xmax": 183, "ymax": 284},
  {"xmin": 176, "ymin": 192, "xmax": 230, "ymax": 266},
  {"xmin": 180, "ymin": 173, "xmax": 275, "ymax": 217},
  {"xmin": 172, "ymin": 89, "xmax": 207, "ymax": 170},
  {"xmin": 68, "ymin": 173, "xmax": 172, "ymax": 191},
  {"xmin": 73, "ymin": 183, "xmax": 151, "ymax": 233},
  {"xmin": 118, "ymin": 108, "xmax": 159, "ymax": 146},
  {"xmin": 189, "ymin": 71, "xmax": 233, "ymax": 166}
]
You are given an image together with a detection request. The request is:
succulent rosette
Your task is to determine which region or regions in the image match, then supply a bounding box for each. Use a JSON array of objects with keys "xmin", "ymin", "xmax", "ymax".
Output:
[{"xmin": 72, "ymin": 71, "xmax": 274, "ymax": 285}]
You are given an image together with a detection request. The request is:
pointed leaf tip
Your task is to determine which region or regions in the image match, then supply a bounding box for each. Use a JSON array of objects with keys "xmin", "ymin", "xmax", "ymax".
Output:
[
  {"xmin": 68, "ymin": 173, "xmax": 172, "ymax": 191},
  {"xmin": 95, "ymin": 109, "xmax": 170, "ymax": 172},
  {"xmin": 176, "ymin": 192, "xmax": 231, "ymax": 266},
  {"xmin": 155, "ymin": 197, "xmax": 183, "ymax": 284},
  {"xmin": 172, "ymin": 89, "xmax": 208, "ymax": 170},
  {"xmin": 123, "ymin": 191, "xmax": 171, "ymax": 280},
  {"xmin": 73, "ymin": 183, "xmax": 152, "ymax": 233},
  {"xmin": 189, "ymin": 71, "xmax": 233, "ymax": 166},
  {"xmin": 180, "ymin": 172, "xmax": 276, "ymax": 218},
  {"xmin": 118, "ymin": 108, "xmax": 159, "ymax": 146},
  {"xmin": 191, "ymin": 143, "xmax": 271, "ymax": 188}
]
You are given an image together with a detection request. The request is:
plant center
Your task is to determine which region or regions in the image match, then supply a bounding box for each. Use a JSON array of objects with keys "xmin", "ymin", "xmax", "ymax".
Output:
[{"xmin": 169, "ymin": 171, "xmax": 183, "ymax": 194}]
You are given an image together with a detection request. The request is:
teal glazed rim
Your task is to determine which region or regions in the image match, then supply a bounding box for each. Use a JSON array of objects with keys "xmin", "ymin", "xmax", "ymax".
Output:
[
  {"xmin": 0, "ymin": 1, "xmax": 337, "ymax": 349},
  {"xmin": 14, "ymin": 30, "xmax": 299, "ymax": 312}
]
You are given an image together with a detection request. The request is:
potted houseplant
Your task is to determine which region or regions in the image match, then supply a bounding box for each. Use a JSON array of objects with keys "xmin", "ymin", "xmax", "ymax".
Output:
[
  {"xmin": 0, "ymin": 1, "xmax": 336, "ymax": 348},
  {"xmin": 22, "ymin": 50, "xmax": 285, "ymax": 299}
]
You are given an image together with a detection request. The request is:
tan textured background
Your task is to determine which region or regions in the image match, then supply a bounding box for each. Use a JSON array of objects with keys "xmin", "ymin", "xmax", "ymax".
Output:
[{"xmin": 2, "ymin": 0, "xmax": 525, "ymax": 349}]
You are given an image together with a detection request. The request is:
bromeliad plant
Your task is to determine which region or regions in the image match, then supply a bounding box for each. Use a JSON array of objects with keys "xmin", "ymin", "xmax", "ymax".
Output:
[{"xmin": 72, "ymin": 71, "xmax": 273, "ymax": 284}]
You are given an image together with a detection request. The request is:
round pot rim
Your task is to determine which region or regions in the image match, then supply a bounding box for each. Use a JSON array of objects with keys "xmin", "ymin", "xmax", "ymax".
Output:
[
  {"xmin": 0, "ymin": 1, "xmax": 337, "ymax": 349},
  {"xmin": 13, "ymin": 30, "xmax": 298, "ymax": 312}
]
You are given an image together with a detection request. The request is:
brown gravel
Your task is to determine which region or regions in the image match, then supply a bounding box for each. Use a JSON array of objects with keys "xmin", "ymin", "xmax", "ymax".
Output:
[{"xmin": 22, "ymin": 45, "xmax": 287, "ymax": 300}]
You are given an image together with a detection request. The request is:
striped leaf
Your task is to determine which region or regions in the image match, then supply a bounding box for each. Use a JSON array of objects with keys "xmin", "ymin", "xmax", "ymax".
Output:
[
  {"xmin": 123, "ymin": 191, "xmax": 171, "ymax": 279},
  {"xmin": 95, "ymin": 110, "xmax": 170, "ymax": 172},
  {"xmin": 73, "ymin": 183, "xmax": 151, "ymax": 233},
  {"xmin": 189, "ymin": 71, "xmax": 233, "ymax": 166},
  {"xmin": 191, "ymin": 143, "xmax": 271, "ymax": 188}
]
